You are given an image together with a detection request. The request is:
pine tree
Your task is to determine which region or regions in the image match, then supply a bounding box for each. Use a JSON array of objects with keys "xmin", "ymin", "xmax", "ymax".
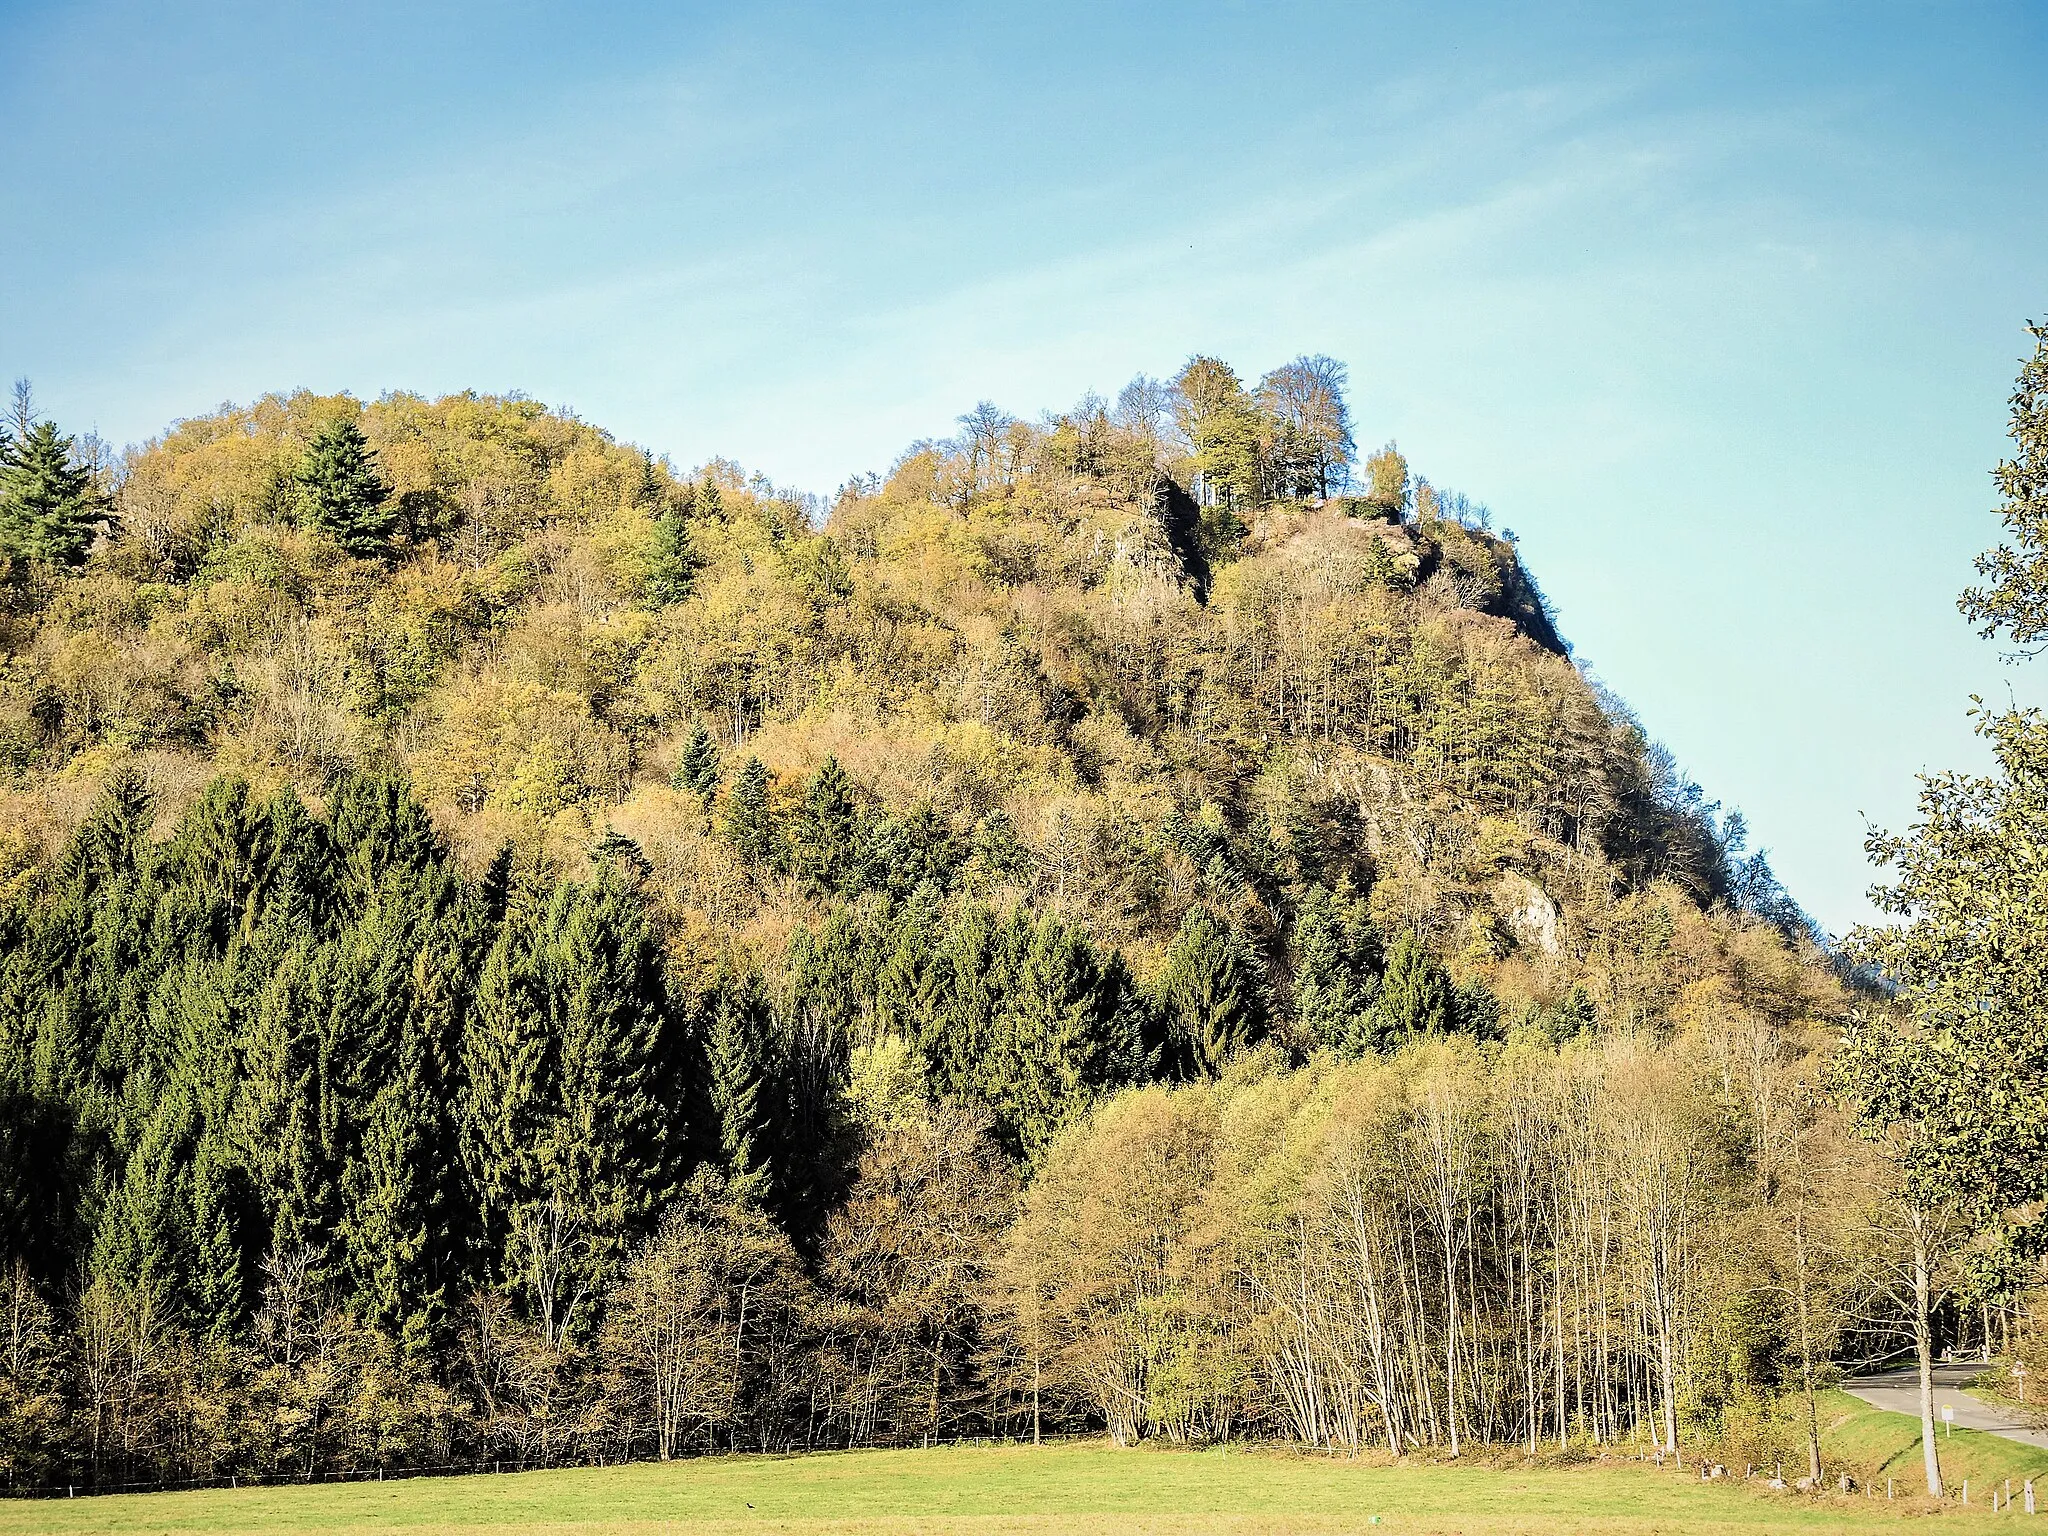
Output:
[
  {"xmin": 540, "ymin": 864, "xmax": 667, "ymax": 1325},
  {"xmin": 0, "ymin": 418, "xmax": 107, "ymax": 567},
  {"xmin": 1156, "ymin": 906, "xmax": 1264, "ymax": 1076},
  {"xmin": 164, "ymin": 954, "xmax": 254, "ymax": 1344},
  {"xmin": 673, "ymin": 724, "xmax": 721, "ymax": 804},
  {"xmin": 723, "ymin": 757, "xmax": 777, "ymax": 866},
  {"xmin": 293, "ymin": 416, "xmax": 396, "ymax": 558},
  {"xmin": 990, "ymin": 916, "xmax": 1128, "ymax": 1157},
  {"xmin": 861, "ymin": 806, "xmax": 961, "ymax": 898},
  {"xmin": 1372, "ymin": 933, "xmax": 1453, "ymax": 1044},
  {"xmin": 1292, "ymin": 884, "xmax": 1381, "ymax": 1057},
  {"xmin": 786, "ymin": 756, "xmax": 861, "ymax": 896},
  {"xmin": 704, "ymin": 969, "xmax": 771, "ymax": 1197},
  {"xmin": 459, "ymin": 879, "xmax": 555, "ymax": 1285},
  {"xmin": 642, "ymin": 454, "xmax": 696, "ymax": 607}
]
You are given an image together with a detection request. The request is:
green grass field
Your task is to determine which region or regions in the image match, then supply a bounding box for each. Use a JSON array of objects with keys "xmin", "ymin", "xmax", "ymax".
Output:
[
  {"xmin": 1813, "ymin": 1388, "xmax": 2048, "ymax": 1491},
  {"xmin": 4, "ymin": 1398, "xmax": 2042, "ymax": 1536}
]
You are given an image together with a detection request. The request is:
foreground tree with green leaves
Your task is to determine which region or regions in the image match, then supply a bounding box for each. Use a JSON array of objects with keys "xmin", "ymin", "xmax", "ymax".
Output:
[{"xmin": 1835, "ymin": 324, "xmax": 2048, "ymax": 1496}]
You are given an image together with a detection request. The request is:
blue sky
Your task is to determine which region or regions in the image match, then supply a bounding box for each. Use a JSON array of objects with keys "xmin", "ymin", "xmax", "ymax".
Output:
[{"xmin": 3, "ymin": 0, "xmax": 2044, "ymax": 935}]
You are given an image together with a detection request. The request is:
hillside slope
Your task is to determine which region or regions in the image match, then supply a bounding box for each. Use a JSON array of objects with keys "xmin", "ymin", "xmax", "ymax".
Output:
[
  {"xmin": 1, "ymin": 384, "xmax": 1818, "ymax": 1026},
  {"xmin": 0, "ymin": 369, "xmax": 1852, "ymax": 1490}
]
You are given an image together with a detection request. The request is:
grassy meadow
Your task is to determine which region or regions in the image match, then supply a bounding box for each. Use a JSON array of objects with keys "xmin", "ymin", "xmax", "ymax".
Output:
[
  {"xmin": 6, "ymin": 1404, "xmax": 2047, "ymax": 1536},
  {"xmin": 1812, "ymin": 1389, "xmax": 2048, "ymax": 1491}
]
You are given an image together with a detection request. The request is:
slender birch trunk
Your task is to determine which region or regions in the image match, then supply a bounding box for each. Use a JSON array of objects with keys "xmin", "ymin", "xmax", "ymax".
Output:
[{"xmin": 1912, "ymin": 1205, "xmax": 1944, "ymax": 1498}]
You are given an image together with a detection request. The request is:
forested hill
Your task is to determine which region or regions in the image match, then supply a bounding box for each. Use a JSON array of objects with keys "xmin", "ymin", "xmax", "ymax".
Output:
[
  {"xmin": 0, "ymin": 358, "xmax": 1845, "ymax": 1486},
  {"xmin": 1, "ymin": 367, "xmax": 1801, "ymax": 978}
]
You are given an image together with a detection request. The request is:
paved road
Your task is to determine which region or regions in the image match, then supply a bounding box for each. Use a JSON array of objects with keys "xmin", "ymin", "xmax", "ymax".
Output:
[{"xmin": 1842, "ymin": 1363, "xmax": 2048, "ymax": 1450}]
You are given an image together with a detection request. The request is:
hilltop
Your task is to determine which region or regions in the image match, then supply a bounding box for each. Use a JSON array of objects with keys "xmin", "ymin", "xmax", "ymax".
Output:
[{"xmin": 1, "ymin": 374, "xmax": 1812, "ymax": 1019}]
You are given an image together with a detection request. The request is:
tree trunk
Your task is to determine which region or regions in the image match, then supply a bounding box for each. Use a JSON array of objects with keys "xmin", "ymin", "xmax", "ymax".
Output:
[
  {"xmin": 1791, "ymin": 1205, "xmax": 1822, "ymax": 1485},
  {"xmin": 1442, "ymin": 1233, "xmax": 1461, "ymax": 1458},
  {"xmin": 1913, "ymin": 1208, "xmax": 1944, "ymax": 1498}
]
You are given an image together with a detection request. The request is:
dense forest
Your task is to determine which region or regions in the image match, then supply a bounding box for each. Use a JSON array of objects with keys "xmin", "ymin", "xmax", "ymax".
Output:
[{"xmin": 0, "ymin": 346, "xmax": 2038, "ymax": 1495}]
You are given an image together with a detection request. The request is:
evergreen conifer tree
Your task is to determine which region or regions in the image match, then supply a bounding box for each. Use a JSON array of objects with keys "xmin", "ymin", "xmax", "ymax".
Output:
[
  {"xmin": 673, "ymin": 724, "xmax": 721, "ymax": 804},
  {"xmin": 865, "ymin": 805, "xmax": 960, "ymax": 896},
  {"xmin": 318, "ymin": 897, "xmax": 417, "ymax": 1175},
  {"xmin": 1156, "ymin": 906, "xmax": 1264, "ymax": 1076},
  {"xmin": 293, "ymin": 417, "xmax": 396, "ymax": 557},
  {"xmin": 339, "ymin": 1022, "xmax": 443, "ymax": 1355},
  {"xmin": 459, "ymin": 880, "xmax": 555, "ymax": 1285},
  {"xmin": 693, "ymin": 475, "xmax": 723, "ymax": 520},
  {"xmin": 704, "ymin": 971, "xmax": 771, "ymax": 1198},
  {"xmin": 874, "ymin": 885, "xmax": 945, "ymax": 1042},
  {"xmin": 0, "ymin": 418, "xmax": 107, "ymax": 567},
  {"xmin": 1372, "ymin": 933, "xmax": 1453, "ymax": 1044},
  {"xmin": 919, "ymin": 905, "xmax": 1019, "ymax": 1099},
  {"xmin": 1453, "ymin": 976, "xmax": 1502, "ymax": 1040},
  {"xmin": 236, "ymin": 936, "xmax": 327, "ymax": 1264},
  {"xmin": 89, "ymin": 1091, "xmax": 196, "ymax": 1325},
  {"xmin": 723, "ymin": 757, "xmax": 777, "ymax": 866},
  {"xmin": 642, "ymin": 455, "xmax": 696, "ymax": 607},
  {"xmin": 188, "ymin": 1126, "xmax": 248, "ymax": 1343},
  {"xmin": 541, "ymin": 864, "xmax": 667, "ymax": 1321},
  {"xmin": 326, "ymin": 773, "xmax": 442, "ymax": 909},
  {"xmin": 771, "ymin": 920, "xmax": 859, "ymax": 1247},
  {"xmin": 250, "ymin": 786, "xmax": 334, "ymax": 931},
  {"xmin": 990, "ymin": 916, "xmax": 1128, "ymax": 1157},
  {"xmin": 1293, "ymin": 884, "xmax": 1381, "ymax": 1057},
  {"xmin": 62, "ymin": 768, "xmax": 155, "ymax": 892},
  {"xmin": 589, "ymin": 828, "xmax": 654, "ymax": 885},
  {"xmin": 787, "ymin": 756, "xmax": 861, "ymax": 896},
  {"xmin": 165, "ymin": 777, "xmax": 267, "ymax": 943}
]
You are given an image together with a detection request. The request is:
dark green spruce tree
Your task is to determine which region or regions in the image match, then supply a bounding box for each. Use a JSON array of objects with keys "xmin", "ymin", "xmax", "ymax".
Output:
[
  {"xmin": 641, "ymin": 454, "xmax": 696, "ymax": 607},
  {"xmin": 873, "ymin": 885, "xmax": 945, "ymax": 1042},
  {"xmin": 786, "ymin": 756, "xmax": 861, "ymax": 896},
  {"xmin": 703, "ymin": 963, "xmax": 772, "ymax": 1198},
  {"xmin": 458, "ymin": 869, "xmax": 556, "ymax": 1289},
  {"xmin": 294, "ymin": 416, "xmax": 396, "ymax": 558},
  {"xmin": 0, "ymin": 417, "xmax": 107, "ymax": 567},
  {"xmin": 673, "ymin": 723, "xmax": 722, "ymax": 804},
  {"xmin": 1292, "ymin": 883, "xmax": 1381, "ymax": 1057},
  {"xmin": 723, "ymin": 757, "xmax": 777, "ymax": 866},
  {"xmin": 989, "ymin": 915, "xmax": 1133, "ymax": 1157},
  {"xmin": 1156, "ymin": 906, "xmax": 1265, "ymax": 1076},
  {"xmin": 536, "ymin": 860, "xmax": 669, "ymax": 1333},
  {"xmin": 1372, "ymin": 933, "xmax": 1454, "ymax": 1044}
]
